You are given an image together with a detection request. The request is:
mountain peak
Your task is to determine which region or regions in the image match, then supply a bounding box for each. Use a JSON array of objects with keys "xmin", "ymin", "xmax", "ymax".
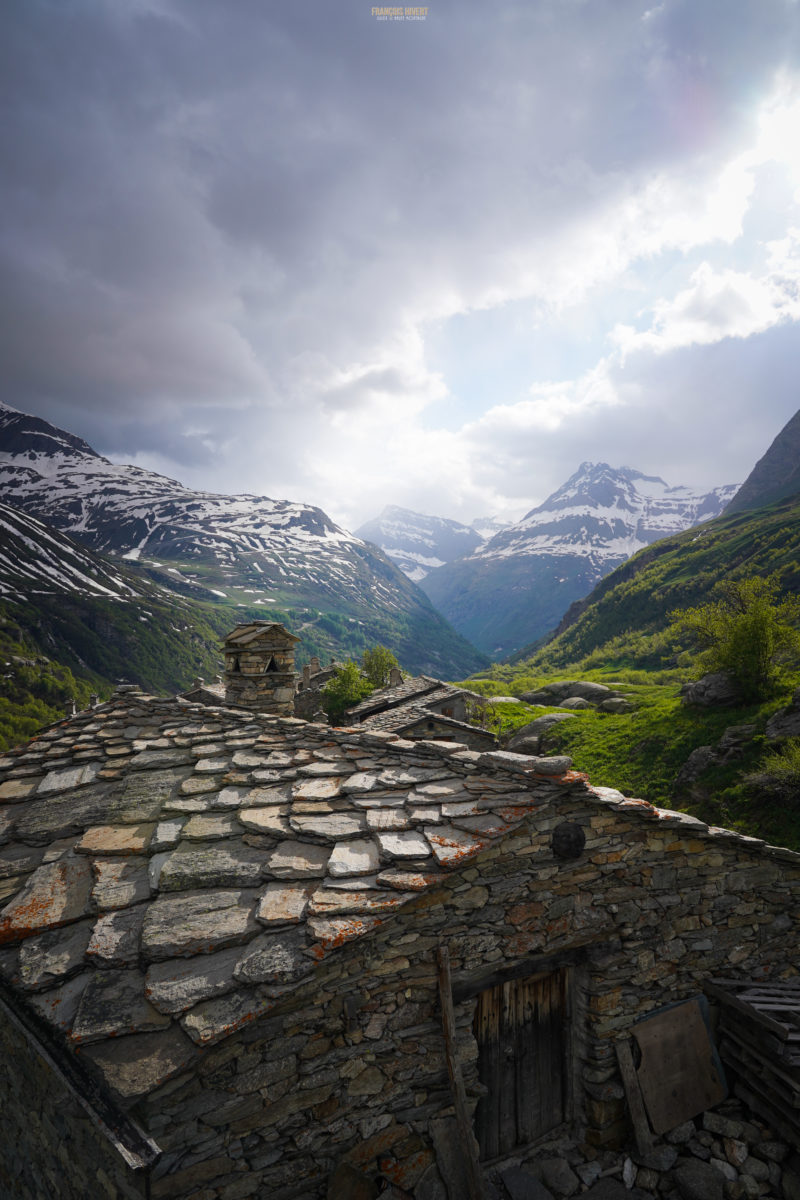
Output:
[{"xmin": 726, "ymin": 407, "xmax": 800, "ymax": 515}]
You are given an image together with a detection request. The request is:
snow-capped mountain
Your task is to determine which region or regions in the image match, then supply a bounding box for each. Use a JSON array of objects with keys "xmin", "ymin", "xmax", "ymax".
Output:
[
  {"xmin": 0, "ymin": 404, "xmax": 486, "ymax": 678},
  {"xmin": 355, "ymin": 505, "xmax": 486, "ymax": 581},
  {"xmin": 421, "ymin": 462, "xmax": 739, "ymax": 658},
  {"xmin": 0, "ymin": 501, "xmax": 140, "ymax": 601}
]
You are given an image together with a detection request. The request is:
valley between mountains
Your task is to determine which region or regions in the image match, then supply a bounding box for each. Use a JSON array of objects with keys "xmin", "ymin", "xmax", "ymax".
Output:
[{"xmin": 1, "ymin": 400, "xmax": 800, "ymax": 855}]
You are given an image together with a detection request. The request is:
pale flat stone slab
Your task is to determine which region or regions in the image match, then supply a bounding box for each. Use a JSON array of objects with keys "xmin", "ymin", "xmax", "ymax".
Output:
[
  {"xmin": 145, "ymin": 944, "xmax": 242, "ymax": 1014},
  {"xmin": 441, "ymin": 800, "xmax": 483, "ymax": 817},
  {"xmin": 150, "ymin": 818, "xmax": 186, "ymax": 851},
  {"xmin": 291, "ymin": 778, "xmax": 342, "ymax": 800},
  {"xmin": 37, "ymin": 764, "xmax": 99, "ymax": 795},
  {"xmin": 289, "ymin": 813, "xmax": 365, "ymax": 839},
  {"xmin": 349, "ymin": 792, "xmax": 407, "ymax": 809},
  {"xmin": 0, "ymin": 855, "xmax": 93, "ymax": 943},
  {"xmin": 308, "ymin": 889, "xmax": 410, "ymax": 916},
  {"xmin": 408, "ymin": 805, "xmax": 441, "ymax": 824},
  {"xmin": 183, "ymin": 814, "xmax": 239, "ymax": 841},
  {"xmin": 307, "ymin": 914, "xmax": 382, "ymax": 950},
  {"xmin": 0, "ymin": 778, "xmax": 39, "ymax": 802},
  {"xmin": 178, "ymin": 776, "xmax": 220, "ymax": 796},
  {"xmin": 86, "ymin": 906, "xmax": 146, "ymax": 966},
  {"xmin": 77, "ymin": 823, "xmax": 155, "ymax": 856},
  {"xmin": 378, "ymin": 769, "xmax": 421, "ymax": 787},
  {"xmin": 18, "ymin": 917, "xmax": 95, "ymax": 990},
  {"xmin": 245, "ymin": 785, "xmax": 292, "ymax": 806},
  {"xmin": 92, "ymin": 858, "xmax": 151, "ymax": 910},
  {"xmin": 256, "ymin": 882, "xmax": 315, "ymax": 925},
  {"xmin": 376, "ymin": 831, "xmax": 430, "ymax": 859},
  {"xmin": 193, "ymin": 759, "xmax": 229, "ymax": 774},
  {"xmin": 377, "ymin": 869, "xmax": 444, "ymax": 891},
  {"xmin": 367, "ymin": 811, "xmax": 410, "ymax": 830},
  {"xmin": 234, "ymin": 930, "xmax": 313, "ymax": 984},
  {"xmin": 232, "ymin": 751, "xmax": 269, "ymax": 768},
  {"xmin": 416, "ymin": 781, "xmax": 469, "ymax": 797},
  {"xmin": 341, "ymin": 772, "xmax": 379, "ymax": 794},
  {"xmin": 324, "ymin": 875, "xmax": 381, "ymax": 890},
  {"xmin": 80, "ymin": 1026, "xmax": 198, "ymax": 1099},
  {"xmin": 328, "ymin": 838, "xmax": 380, "ymax": 877},
  {"xmin": 158, "ymin": 841, "xmax": 265, "ymax": 891},
  {"xmin": 267, "ymin": 841, "xmax": 330, "ymax": 879},
  {"xmin": 238, "ymin": 806, "xmax": 290, "ymax": 836},
  {"xmin": 425, "ymin": 825, "xmax": 491, "ymax": 866},
  {"xmin": 141, "ymin": 889, "xmax": 260, "ymax": 960},
  {"xmin": 180, "ymin": 987, "xmax": 274, "ymax": 1046},
  {"xmin": 71, "ymin": 968, "xmax": 172, "ymax": 1044}
]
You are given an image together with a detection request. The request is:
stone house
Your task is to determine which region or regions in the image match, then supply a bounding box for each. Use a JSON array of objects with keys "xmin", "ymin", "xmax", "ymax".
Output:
[
  {"xmin": 343, "ymin": 675, "xmax": 497, "ymax": 750},
  {"xmin": 0, "ymin": 687, "xmax": 798, "ymax": 1199}
]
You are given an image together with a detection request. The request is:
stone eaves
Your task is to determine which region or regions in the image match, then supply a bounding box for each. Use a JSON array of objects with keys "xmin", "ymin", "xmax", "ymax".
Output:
[{"xmin": 0, "ymin": 689, "xmax": 795, "ymax": 1111}]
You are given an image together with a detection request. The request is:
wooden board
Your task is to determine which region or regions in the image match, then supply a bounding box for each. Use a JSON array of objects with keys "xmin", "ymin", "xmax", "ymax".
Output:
[{"xmin": 632, "ymin": 996, "xmax": 727, "ymax": 1135}]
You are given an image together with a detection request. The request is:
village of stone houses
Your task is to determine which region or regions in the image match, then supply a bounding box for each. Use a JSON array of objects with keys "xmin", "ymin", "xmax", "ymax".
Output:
[{"xmin": 0, "ymin": 616, "xmax": 797, "ymax": 1200}]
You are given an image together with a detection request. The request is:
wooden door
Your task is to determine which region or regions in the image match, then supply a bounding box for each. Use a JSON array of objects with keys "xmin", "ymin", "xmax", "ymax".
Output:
[{"xmin": 473, "ymin": 969, "xmax": 568, "ymax": 1159}]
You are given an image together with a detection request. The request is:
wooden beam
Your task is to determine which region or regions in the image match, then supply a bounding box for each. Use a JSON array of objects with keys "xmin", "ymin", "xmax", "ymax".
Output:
[
  {"xmin": 615, "ymin": 1037, "xmax": 655, "ymax": 1156},
  {"xmin": 437, "ymin": 944, "xmax": 487, "ymax": 1200}
]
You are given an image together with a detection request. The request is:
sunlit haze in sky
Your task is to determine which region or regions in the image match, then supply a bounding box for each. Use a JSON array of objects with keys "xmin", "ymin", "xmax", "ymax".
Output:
[{"xmin": 2, "ymin": 0, "xmax": 800, "ymax": 529}]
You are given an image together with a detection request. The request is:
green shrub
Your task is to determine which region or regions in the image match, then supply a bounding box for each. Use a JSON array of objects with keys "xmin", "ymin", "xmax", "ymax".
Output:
[
  {"xmin": 361, "ymin": 644, "xmax": 399, "ymax": 688},
  {"xmin": 321, "ymin": 661, "xmax": 374, "ymax": 721}
]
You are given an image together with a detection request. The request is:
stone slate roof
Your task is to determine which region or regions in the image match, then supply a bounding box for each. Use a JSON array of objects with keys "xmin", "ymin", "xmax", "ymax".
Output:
[
  {"xmin": 0, "ymin": 687, "xmax": 794, "ymax": 1110},
  {"xmin": 343, "ymin": 675, "xmax": 446, "ymax": 720},
  {"xmin": 358, "ymin": 702, "xmax": 495, "ymax": 743}
]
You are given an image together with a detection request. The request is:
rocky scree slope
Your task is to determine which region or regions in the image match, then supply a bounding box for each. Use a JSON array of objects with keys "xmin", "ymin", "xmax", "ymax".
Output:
[
  {"xmin": 0, "ymin": 404, "xmax": 486, "ymax": 678},
  {"xmin": 422, "ymin": 462, "xmax": 737, "ymax": 658}
]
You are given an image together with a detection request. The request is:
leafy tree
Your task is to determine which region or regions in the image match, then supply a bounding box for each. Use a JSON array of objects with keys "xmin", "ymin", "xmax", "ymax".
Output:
[
  {"xmin": 321, "ymin": 661, "xmax": 374, "ymax": 721},
  {"xmin": 361, "ymin": 644, "xmax": 399, "ymax": 688},
  {"xmin": 668, "ymin": 574, "xmax": 800, "ymax": 701}
]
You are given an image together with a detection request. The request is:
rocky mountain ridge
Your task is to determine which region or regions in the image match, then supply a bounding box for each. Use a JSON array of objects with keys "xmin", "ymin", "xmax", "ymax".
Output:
[
  {"xmin": 421, "ymin": 462, "xmax": 738, "ymax": 658},
  {"xmin": 0, "ymin": 403, "xmax": 487, "ymax": 679},
  {"xmin": 355, "ymin": 505, "xmax": 495, "ymax": 581}
]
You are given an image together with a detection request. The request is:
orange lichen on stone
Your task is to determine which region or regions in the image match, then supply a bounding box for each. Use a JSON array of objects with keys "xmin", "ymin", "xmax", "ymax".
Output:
[
  {"xmin": 306, "ymin": 914, "xmax": 383, "ymax": 951},
  {"xmin": 0, "ymin": 858, "xmax": 92, "ymax": 945}
]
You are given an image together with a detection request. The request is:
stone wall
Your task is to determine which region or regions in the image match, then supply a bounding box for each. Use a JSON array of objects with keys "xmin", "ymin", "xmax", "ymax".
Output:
[
  {"xmin": 132, "ymin": 775, "xmax": 800, "ymax": 1200},
  {"xmin": 0, "ymin": 993, "xmax": 154, "ymax": 1200}
]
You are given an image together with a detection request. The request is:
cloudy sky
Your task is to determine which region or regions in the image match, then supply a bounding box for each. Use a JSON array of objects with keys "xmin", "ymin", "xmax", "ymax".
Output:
[{"xmin": 2, "ymin": 0, "xmax": 800, "ymax": 530}]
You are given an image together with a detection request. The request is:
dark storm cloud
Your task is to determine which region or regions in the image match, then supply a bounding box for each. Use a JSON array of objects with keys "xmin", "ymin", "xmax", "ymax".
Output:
[{"xmin": 1, "ymin": 0, "xmax": 799, "ymax": 518}]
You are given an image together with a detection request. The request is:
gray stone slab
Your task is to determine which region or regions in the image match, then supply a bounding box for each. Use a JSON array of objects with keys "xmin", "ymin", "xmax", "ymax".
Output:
[
  {"xmin": 307, "ymin": 914, "xmax": 382, "ymax": 950},
  {"xmin": 128, "ymin": 749, "xmax": 193, "ymax": 771},
  {"xmin": 150, "ymin": 817, "xmax": 186, "ymax": 851},
  {"xmin": 86, "ymin": 906, "xmax": 146, "ymax": 966},
  {"xmin": 158, "ymin": 842, "xmax": 266, "ymax": 891},
  {"xmin": 110, "ymin": 767, "xmax": 191, "ymax": 821},
  {"xmin": 234, "ymin": 929, "xmax": 314, "ymax": 984},
  {"xmin": 80, "ymin": 1025, "xmax": 198, "ymax": 1100},
  {"xmin": 0, "ymin": 844, "xmax": 44, "ymax": 879},
  {"xmin": 365, "ymin": 808, "xmax": 410, "ymax": 831},
  {"xmin": 376, "ymin": 831, "xmax": 430, "ymax": 859},
  {"xmin": 255, "ymin": 882, "xmax": 315, "ymax": 925},
  {"xmin": 308, "ymin": 888, "xmax": 411, "ymax": 916},
  {"xmin": 289, "ymin": 813, "xmax": 365, "ymax": 839},
  {"xmin": 92, "ymin": 857, "xmax": 151, "ymax": 910},
  {"xmin": 425, "ymin": 825, "xmax": 490, "ymax": 866},
  {"xmin": 328, "ymin": 838, "xmax": 381, "ymax": 877},
  {"xmin": 71, "ymin": 968, "xmax": 173, "ymax": 1044},
  {"xmin": 148, "ymin": 851, "xmax": 171, "ymax": 890},
  {"xmin": 340, "ymin": 772, "xmax": 379, "ymax": 794},
  {"xmin": 0, "ymin": 778, "xmax": 39, "ymax": 802},
  {"xmin": 180, "ymin": 985, "xmax": 277, "ymax": 1046},
  {"xmin": 14, "ymin": 784, "xmax": 115, "ymax": 842},
  {"xmin": 292, "ymin": 778, "xmax": 342, "ymax": 800},
  {"xmin": 141, "ymin": 889, "xmax": 260, "ymax": 960},
  {"xmin": 18, "ymin": 917, "xmax": 95, "ymax": 990},
  {"xmin": 266, "ymin": 840, "xmax": 330, "ymax": 878},
  {"xmin": 37, "ymin": 763, "xmax": 100, "ymax": 795},
  {"xmin": 145, "ymin": 944, "xmax": 243, "ymax": 1013},
  {"xmin": 244, "ymin": 785, "xmax": 292, "ymax": 806},
  {"xmin": 182, "ymin": 814, "xmax": 239, "ymax": 840},
  {"xmin": 349, "ymin": 792, "xmax": 407, "ymax": 809},
  {"xmin": 0, "ymin": 854, "xmax": 93, "ymax": 942},
  {"xmin": 238, "ymin": 806, "xmax": 290, "ymax": 836},
  {"xmin": 29, "ymin": 970, "xmax": 92, "ymax": 1031}
]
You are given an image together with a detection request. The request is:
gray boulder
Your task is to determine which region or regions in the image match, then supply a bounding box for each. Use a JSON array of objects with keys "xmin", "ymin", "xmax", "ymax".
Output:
[
  {"xmin": 766, "ymin": 696, "xmax": 800, "ymax": 740},
  {"xmin": 598, "ymin": 698, "xmax": 632, "ymax": 714},
  {"xmin": 679, "ymin": 673, "xmax": 740, "ymax": 707},
  {"xmin": 521, "ymin": 680, "xmax": 612, "ymax": 705},
  {"xmin": 560, "ymin": 697, "xmax": 592, "ymax": 709},
  {"xmin": 508, "ymin": 713, "xmax": 576, "ymax": 751},
  {"xmin": 673, "ymin": 1158, "xmax": 724, "ymax": 1200}
]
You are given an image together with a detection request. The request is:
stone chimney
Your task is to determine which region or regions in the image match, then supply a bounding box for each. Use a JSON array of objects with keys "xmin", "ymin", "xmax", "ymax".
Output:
[
  {"xmin": 222, "ymin": 622, "xmax": 301, "ymax": 715},
  {"xmin": 389, "ymin": 667, "xmax": 403, "ymax": 687}
]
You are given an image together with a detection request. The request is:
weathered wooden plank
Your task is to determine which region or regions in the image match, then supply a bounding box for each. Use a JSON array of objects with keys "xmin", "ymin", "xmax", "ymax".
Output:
[
  {"xmin": 437, "ymin": 945, "xmax": 487, "ymax": 1200},
  {"xmin": 633, "ymin": 997, "xmax": 727, "ymax": 1134},
  {"xmin": 615, "ymin": 1038, "xmax": 655, "ymax": 1155}
]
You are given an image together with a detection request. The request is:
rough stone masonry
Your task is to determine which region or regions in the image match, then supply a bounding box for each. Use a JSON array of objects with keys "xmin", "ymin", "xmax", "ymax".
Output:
[{"xmin": 0, "ymin": 687, "xmax": 797, "ymax": 1199}]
